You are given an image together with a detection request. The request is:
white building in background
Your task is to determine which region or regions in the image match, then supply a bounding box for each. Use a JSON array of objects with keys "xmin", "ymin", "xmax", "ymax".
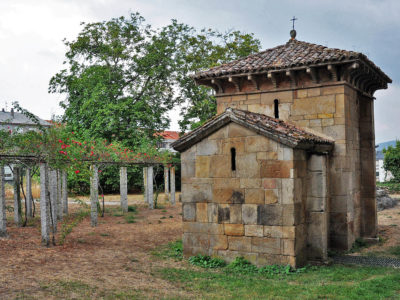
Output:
[
  {"xmin": 156, "ymin": 131, "xmax": 180, "ymax": 153},
  {"xmin": 376, "ymin": 150, "xmax": 393, "ymax": 182},
  {"xmin": 0, "ymin": 107, "xmax": 51, "ymax": 181}
]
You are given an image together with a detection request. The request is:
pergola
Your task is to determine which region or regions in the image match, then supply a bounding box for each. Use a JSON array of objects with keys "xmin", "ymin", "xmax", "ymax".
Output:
[{"xmin": 0, "ymin": 154, "xmax": 176, "ymax": 246}]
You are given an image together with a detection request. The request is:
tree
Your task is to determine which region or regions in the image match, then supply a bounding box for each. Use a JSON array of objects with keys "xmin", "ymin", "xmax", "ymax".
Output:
[
  {"xmin": 49, "ymin": 12, "xmax": 261, "ymax": 138},
  {"xmin": 49, "ymin": 12, "xmax": 260, "ymax": 192},
  {"xmin": 175, "ymin": 29, "xmax": 261, "ymax": 130},
  {"xmin": 383, "ymin": 141, "xmax": 400, "ymax": 182}
]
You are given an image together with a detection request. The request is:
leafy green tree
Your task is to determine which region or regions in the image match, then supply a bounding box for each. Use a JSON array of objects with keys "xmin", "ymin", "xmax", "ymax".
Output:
[
  {"xmin": 176, "ymin": 29, "xmax": 261, "ymax": 130},
  {"xmin": 49, "ymin": 12, "xmax": 261, "ymax": 137},
  {"xmin": 383, "ymin": 141, "xmax": 400, "ymax": 182},
  {"xmin": 49, "ymin": 12, "xmax": 260, "ymax": 193}
]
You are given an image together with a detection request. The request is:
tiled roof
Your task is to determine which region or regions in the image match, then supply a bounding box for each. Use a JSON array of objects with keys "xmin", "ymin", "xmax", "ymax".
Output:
[
  {"xmin": 155, "ymin": 131, "xmax": 180, "ymax": 140},
  {"xmin": 194, "ymin": 39, "xmax": 391, "ymax": 83},
  {"xmin": 0, "ymin": 111, "xmax": 50, "ymax": 127},
  {"xmin": 172, "ymin": 108, "xmax": 334, "ymax": 153}
]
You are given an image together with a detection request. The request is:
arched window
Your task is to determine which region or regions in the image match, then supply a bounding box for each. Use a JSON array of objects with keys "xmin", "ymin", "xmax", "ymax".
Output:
[
  {"xmin": 231, "ymin": 148, "xmax": 236, "ymax": 171},
  {"xmin": 274, "ymin": 99, "xmax": 279, "ymax": 119}
]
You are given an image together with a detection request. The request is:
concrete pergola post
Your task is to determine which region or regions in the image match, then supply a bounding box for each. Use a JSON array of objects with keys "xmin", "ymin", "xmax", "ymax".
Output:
[
  {"xmin": 0, "ymin": 166, "xmax": 7, "ymax": 237},
  {"xmin": 164, "ymin": 166, "xmax": 169, "ymax": 197},
  {"xmin": 49, "ymin": 169, "xmax": 58, "ymax": 232},
  {"xmin": 147, "ymin": 166, "xmax": 154, "ymax": 209},
  {"xmin": 170, "ymin": 166, "xmax": 176, "ymax": 205},
  {"xmin": 57, "ymin": 170, "xmax": 63, "ymax": 220},
  {"xmin": 62, "ymin": 170, "xmax": 68, "ymax": 216},
  {"xmin": 13, "ymin": 167, "xmax": 22, "ymax": 226},
  {"xmin": 90, "ymin": 165, "xmax": 98, "ymax": 227},
  {"xmin": 143, "ymin": 167, "xmax": 148, "ymax": 204},
  {"xmin": 26, "ymin": 167, "xmax": 33, "ymax": 218},
  {"xmin": 40, "ymin": 163, "xmax": 50, "ymax": 246},
  {"xmin": 120, "ymin": 167, "xmax": 128, "ymax": 212}
]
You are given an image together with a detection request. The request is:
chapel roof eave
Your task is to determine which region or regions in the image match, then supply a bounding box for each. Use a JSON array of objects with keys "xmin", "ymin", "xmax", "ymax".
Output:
[
  {"xmin": 192, "ymin": 39, "xmax": 392, "ymax": 90},
  {"xmin": 171, "ymin": 108, "xmax": 334, "ymax": 153}
]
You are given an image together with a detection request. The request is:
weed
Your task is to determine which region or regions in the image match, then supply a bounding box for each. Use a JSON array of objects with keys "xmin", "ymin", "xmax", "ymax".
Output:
[
  {"xmin": 77, "ymin": 238, "xmax": 86, "ymax": 244},
  {"xmin": 161, "ymin": 209, "xmax": 167, "ymax": 212},
  {"xmin": 348, "ymin": 237, "xmax": 368, "ymax": 253},
  {"xmin": 226, "ymin": 256, "xmax": 258, "ymax": 273},
  {"xmin": 152, "ymin": 240, "xmax": 183, "ymax": 260},
  {"xmin": 100, "ymin": 233, "xmax": 110, "ymax": 237},
  {"xmin": 113, "ymin": 211, "xmax": 124, "ymax": 217},
  {"xmin": 124, "ymin": 215, "xmax": 136, "ymax": 223},
  {"xmin": 59, "ymin": 207, "xmax": 90, "ymax": 246},
  {"xmin": 169, "ymin": 215, "xmax": 173, "ymax": 218},
  {"xmin": 189, "ymin": 255, "xmax": 227, "ymax": 268},
  {"xmin": 158, "ymin": 220, "xmax": 162, "ymax": 224},
  {"xmin": 160, "ymin": 216, "xmax": 167, "ymax": 219},
  {"xmin": 389, "ymin": 246, "xmax": 400, "ymax": 257},
  {"xmin": 128, "ymin": 205, "xmax": 137, "ymax": 213}
]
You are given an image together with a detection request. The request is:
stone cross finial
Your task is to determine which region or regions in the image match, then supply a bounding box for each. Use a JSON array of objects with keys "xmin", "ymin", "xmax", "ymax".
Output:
[{"xmin": 290, "ymin": 16, "xmax": 297, "ymax": 40}]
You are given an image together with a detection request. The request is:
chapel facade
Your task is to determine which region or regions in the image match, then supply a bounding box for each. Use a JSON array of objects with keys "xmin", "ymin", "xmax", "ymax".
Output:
[{"xmin": 172, "ymin": 31, "xmax": 391, "ymax": 267}]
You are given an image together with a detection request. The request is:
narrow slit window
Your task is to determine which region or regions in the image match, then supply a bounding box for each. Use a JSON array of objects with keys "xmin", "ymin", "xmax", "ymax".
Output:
[
  {"xmin": 274, "ymin": 99, "xmax": 279, "ymax": 119},
  {"xmin": 231, "ymin": 148, "xmax": 236, "ymax": 171}
]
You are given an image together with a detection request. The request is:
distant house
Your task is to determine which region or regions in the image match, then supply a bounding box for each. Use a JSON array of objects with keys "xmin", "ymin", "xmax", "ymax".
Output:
[
  {"xmin": 156, "ymin": 131, "xmax": 180, "ymax": 153},
  {"xmin": 375, "ymin": 140, "xmax": 396, "ymax": 182},
  {"xmin": 0, "ymin": 108, "xmax": 51, "ymax": 181}
]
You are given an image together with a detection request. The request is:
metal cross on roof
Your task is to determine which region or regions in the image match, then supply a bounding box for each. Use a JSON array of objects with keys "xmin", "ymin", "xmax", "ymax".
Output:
[{"xmin": 291, "ymin": 16, "xmax": 298, "ymax": 30}]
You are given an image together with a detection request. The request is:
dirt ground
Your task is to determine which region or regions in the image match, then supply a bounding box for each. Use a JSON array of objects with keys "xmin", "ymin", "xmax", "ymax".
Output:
[
  {"xmin": 0, "ymin": 194, "xmax": 186, "ymax": 299},
  {"xmin": 354, "ymin": 195, "xmax": 400, "ymax": 257},
  {"xmin": 1, "ymin": 193, "xmax": 400, "ymax": 299}
]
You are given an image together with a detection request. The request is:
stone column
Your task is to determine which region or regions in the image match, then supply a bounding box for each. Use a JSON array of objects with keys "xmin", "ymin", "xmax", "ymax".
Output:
[
  {"xmin": 40, "ymin": 163, "xmax": 50, "ymax": 246},
  {"xmin": 62, "ymin": 170, "xmax": 68, "ymax": 216},
  {"xmin": 13, "ymin": 166, "xmax": 22, "ymax": 226},
  {"xmin": 26, "ymin": 167, "xmax": 33, "ymax": 218},
  {"xmin": 170, "ymin": 166, "xmax": 176, "ymax": 205},
  {"xmin": 57, "ymin": 170, "xmax": 63, "ymax": 220},
  {"xmin": 164, "ymin": 166, "xmax": 169, "ymax": 196},
  {"xmin": 147, "ymin": 166, "xmax": 153, "ymax": 209},
  {"xmin": 143, "ymin": 167, "xmax": 148, "ymax": 204},
  {"xmin": 90, "ymin": 165, "xmax": 98, "ymax": 227},
  {"xmin": 49, "ymin": 169, "xmax": 58, "ymax": 232},
  {"xmin": 0, "ymin": 166, "xmax": 7, "ymax": 237},
  {"xmin": 120, "ymin": 167, "xmax": 128, "ymax": 212},
  {"xmin": 306, "ymin": 154, "xmax": 329, "ymax": 261},
  {"xmin": 359, "ymin": 97, "xmax": 377, "ymax": 238}
]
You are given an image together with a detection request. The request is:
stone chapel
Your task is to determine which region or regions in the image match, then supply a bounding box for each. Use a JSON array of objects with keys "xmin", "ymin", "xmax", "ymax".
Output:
[{"xmin": 172, "ymin": 30, "xmax": 392, "ymax": 267}]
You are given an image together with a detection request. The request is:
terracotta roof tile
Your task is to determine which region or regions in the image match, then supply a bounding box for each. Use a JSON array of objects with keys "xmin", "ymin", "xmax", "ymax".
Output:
[
  {"xmin": 172, "ymin": 108, "xmax": 334, "ymax": 153},
  {"xmin": 194, "ymin": 39, "xmax": 391, "ymax": 82}
]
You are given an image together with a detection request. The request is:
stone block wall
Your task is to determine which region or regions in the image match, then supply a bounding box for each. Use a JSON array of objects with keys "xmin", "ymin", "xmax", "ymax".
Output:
[
  {"xmin": 181, "ymin": 123, "xmax": 308, "ymax": 267},
  {"xmin": 215, "ymin": 82, "xmax": 375, "ymax": 250}
]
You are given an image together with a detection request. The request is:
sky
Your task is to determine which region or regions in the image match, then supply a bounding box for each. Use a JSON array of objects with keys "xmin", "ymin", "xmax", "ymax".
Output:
[{"xmin": 0, "ymin": 0, "xmax": 399, "ymax": 143}]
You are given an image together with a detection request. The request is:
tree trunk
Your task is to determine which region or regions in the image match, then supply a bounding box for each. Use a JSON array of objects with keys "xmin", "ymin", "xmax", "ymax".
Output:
[
  {"xmin": 120, "ymin": 167, "xmax": 128, "ymax": 212},
  {"xmin": 40, "ymin": 163, "xmax": 50, "ymax": 246},
  {"xmin": 90, "ymin": 165, "xmax": 98, "ymax": 227}
]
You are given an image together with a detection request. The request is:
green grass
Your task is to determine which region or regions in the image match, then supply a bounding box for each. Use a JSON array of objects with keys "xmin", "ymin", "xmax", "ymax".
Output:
[
  {"xmin": 151, "ymin": 239, "xmax": 183, "ymax": 260},
  {"xmin": 150, "ymin": 240, "xmax": 400, "ymax": 299},
  {"xmin": 377, "ymin": 181, "xmax": 400, "ymax": 193},
  {"xmin": 389, "ymin": 246, "xmax": 400, "ymax": 258},
  {"xmin": 155, "ymin": 264, "xmax": 400, "ymax": 299}
]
